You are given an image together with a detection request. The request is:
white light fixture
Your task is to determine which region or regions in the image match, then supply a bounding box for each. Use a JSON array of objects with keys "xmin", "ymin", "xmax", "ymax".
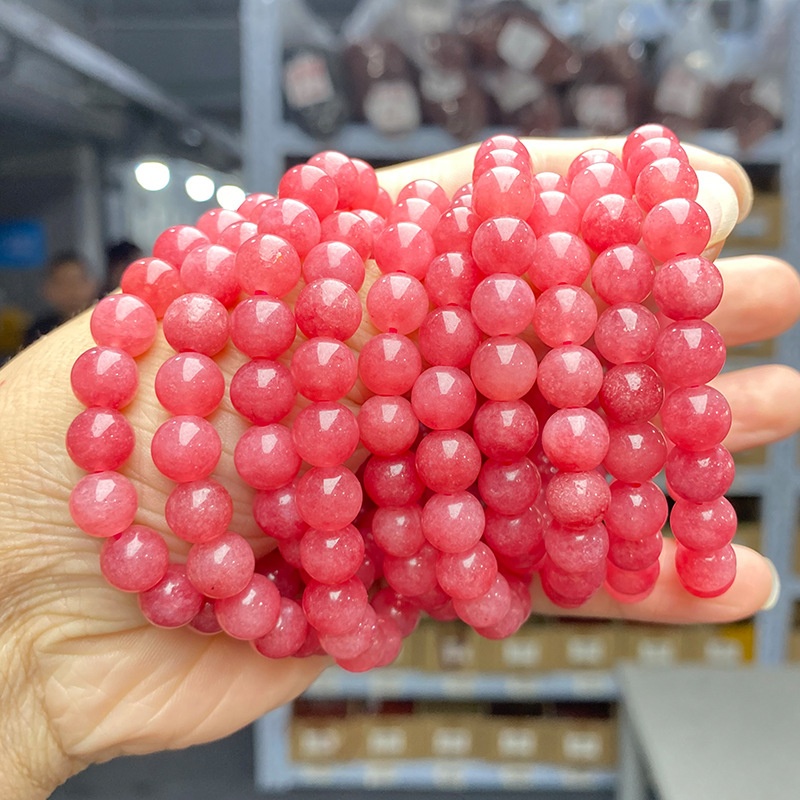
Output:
[
  {"xmin": 134, "ymin": 161, "xmax": 170, "ymax": 191},
  {"xmin": 185, "ymin": 174, "xmax": 215, "ymax": 202},
  {"xmin": 216, "ymin": 184, "xmax": 246, "ymax": 210}
]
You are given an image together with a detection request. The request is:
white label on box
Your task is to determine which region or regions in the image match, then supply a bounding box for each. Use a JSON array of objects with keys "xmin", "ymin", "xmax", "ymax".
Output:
[
  {"xmin": 439, "ymin": 638, "xmax": 476, "ymax": 669},
  {"xmin": 566, "ymin": 635, "xmax": 608, "ymax": 667},
  {"xmin": 366, "ymin": 725, "xmax": 407, "ymax": 757},
  {"xmin": 420, "ymin": 68, "xmax": 467, "ymax": 104},
  {"xmin": 501, "ymin": 637, "xmax": 543, "ymax": 668},
  {"xmin": 363, "ymin": 81, "xmax": 421, "ymax": 135},
  {"xmin": 432, "ymin": 726, "xmax": 473, "ymax": 757},
  {"xmin": 283, "ymin": 53, "xmax": 334, "ymax": 109},
  {"xmin": 573, "ymin": 85, "xmax": 627, "ymax": 132},
  {"xmin": 491, "ymin": 70, "xmax": 545, "ymax": 113},
  {"xmin": 363, "ymin": 763, "xmax": 398, "ymax": 787},
  {"xmin": 562, "ymin": 730, "xmax": 602, "ymax": 762},
  {"xmin": 497, "ymin": 19, "xmax": 549, "ymax": 73},
  {"xmin": 654, "ymin": 65, "xmax": 703, "ymax": 119},
  {"xmin": 498, "ymin": 727, "xmax": 539, "ymax": 759},
  {"xmin": 637, "ymin": 638, "xmax": 678, "ymax": 666},
  {"xmin": 406, "ymin": 0, "xmax": 459, "ymax": 33},
  {"xmin": 298, "ymin": 728, "xmax": 342, "ymax": 759},
  {"xmin": 704, "ymin": 637, "xmax": 744, "ymax": 666}
]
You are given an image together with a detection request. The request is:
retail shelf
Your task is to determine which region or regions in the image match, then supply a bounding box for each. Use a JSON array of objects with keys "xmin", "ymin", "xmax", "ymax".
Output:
[{"xmin": 304, "ymin": 667, "xmax": 618, "ymax": 702}]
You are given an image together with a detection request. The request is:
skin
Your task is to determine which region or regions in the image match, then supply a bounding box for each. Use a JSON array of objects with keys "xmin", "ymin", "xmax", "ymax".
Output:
[{"xmin": 1, "ymin": 138, "xmax": 799, "ymax": 798}]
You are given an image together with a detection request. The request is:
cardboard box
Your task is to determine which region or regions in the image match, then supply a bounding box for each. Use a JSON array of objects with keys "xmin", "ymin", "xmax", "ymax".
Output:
[
  {"xmin": 618, "ymin": 624, "xmax": 689, "ymax": 666},
  {"xmin": 685, "ymin": 622, "xmax": 754, "ymax": 665},
  {"xmin": 290, "ymin": 716, "xmax": 360, "ymax": 763},
  {"xmin": 725, "ymin": 191, "xmax": 782, "ymax": 252},
  {"xmin": 420, "ymin": 621, "xmax": 481, "ymax": 672},
  {"xmin": 358, "ymin": 714, "xmax": 428, "ymax": 760},
  {"xmin": 475, "ymin": 623, "xmax": 558, "ymax": 672},
  {"xmin": 787, "ymin": 630, "xmax": 800, "ymax": 663},
  {"xmin": 551, "ymin": 717, "xmax": 617, "ymax": 768},
  {"xmin": 480, "ymin": 716, "xmax": 555, "ymax": 763},
  {"xmin": 550, "ymin": 623, "xmax": 618, "ymax": 671},
  {"xmin": 422, "ymin": 713, "xmax": 480, "ymax": 759},
  {"xmin": 733, "ymin": 521, "xmax": 762, "ymax": 554}
]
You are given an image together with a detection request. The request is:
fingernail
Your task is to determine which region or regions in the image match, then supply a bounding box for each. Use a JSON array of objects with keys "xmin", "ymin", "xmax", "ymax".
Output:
[
  {"xmin": 696, "ymin": 170, "xmax": 738, "ymax": 247},
  {"xmin": 761, "ymin": 558, "xmax": 781, "ymax": 611}
]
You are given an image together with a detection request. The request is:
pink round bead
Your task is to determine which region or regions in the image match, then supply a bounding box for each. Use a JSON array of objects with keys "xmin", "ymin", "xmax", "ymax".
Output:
[
  {"xmin": 215, "ymin": 573, "xmax": 281, "ymax": 640},
  {"xmin": 472, "ymin": 166, "xmax": 535, "ymax": 221},
  {"xmin": 373, "ymin": 222, "xmax": 435, "ymax": 280},
  {"xmin": 230, "ymin": 359, "xmax": 295, "ymax": 425},
  {"xmin": 545, "ymin": 471, "xmax": 610, "ymax": 528},
  {"xmin": 354, "ymin": 207, "xmax": 387, "ymax": 241},
  {"xmin": 358, "ymin": 395, "xmax": 419, "ymax": 456},
  {"xmin": 120, "ymin": 257, "xmax": 184, "ymax": 318},
  {"xmin": 641, "ymin": 199, "xmax": 711, "ymax": 263},
  {"xmin": 196, "ymin": 207, "xmax": 245, "ymax": 242},
  {"xmin": 320, "ymin": 606, "xmax": 378, "ymax": 660},
  {"xmin": 675, "ymin": 543, "xmax": 736, "ymax": 598},
  {"xmin": 661, "ymin": 385, "xmax": 732, "ymax": 451},
  {"xmin": 295, "ymin": 465, "xmax": 362, "ymax": 531},
  {"xmin": 625, "ymin": 137, "xmax": 688, "ymax": 183},
  {"xmin": 358, "ymin": 333, "xmax": 421, "ymax": 395},
  {"xmin": 320, "ymin": 210, "xmax": 373, "ymax": 260},
  {"xmin": 216, "ymin": 221, "xmax": 260, "ymax": 253},
  {"xmin": 90, "ymin": 294, "xmax": 157, "ymax": 357},
  {"xmin": 474, "ymin": 578, "xmax": 532, "ymax": 638},
  {"xmin": 590, "ymin": 244, "xmax": 655, "ymax": 304},
  {"xmin": 594, "ymin": 303, "xmax": 659, "ymax": 364},
  {"xmin": 71, "ymin": 346, "xmax": 138, "ymax": 409},
  {"xmin": 181, "ymin": 244, "xmax": 240, "ymax": 307},
  {"xmin": 418, "ymin": 306, "xmax": 481, "ymax": 367},
  {"xmin": 581, "ymin": 194, "xmax": 643, "ymax": 253},
  {"xmin": 670, "ymin": 496, "xmax": 738, "ymax": 551},
  {"xmin": 302, "ymin": 576, "xmax": 369, "ymax": 635},
  {"xmin": 475, "ymin": 134, "xmax": 530, "ymax": 164},
  {"xmin": 541, "ymin": 408, "xmax": 610, "ymax": 471},
  {"xmin": 66, "ymin": 407, "xmax": 135, "ymax": 472},
  {"xmin": 478, "ymin": 457, "xmax": 541, "ymax": 516},
  {"xmin": 292, "ymin": 401, "xmax": 359, "ymax": 467},
  {"xmin": 238, "ymin": 191, "xmax": 274, "ymax": 218},
  {"xmin": 138, "ymin": 564, "xmax": 204, "ymax": 628},
  {"xmin": 302, "ymin": 241, "xmax": 365, "ymax": 290},
  {"xmin": 665, "ymin": 444, "xmax": 735, "ymax": 503},
  {"xmin": 527, "ymin": 190, "xmax": 581, "ymax": 236},
  {"xmin": 537, "ymin": 345, "xmax": 603, "ymax": 408},
  {"xmin": 257, "ymin": 197, "xmax": 321, "ymax": 259},
  {"xmin": 151, "ymin": 415, "xmax": 221, "ymax": 483},
  {"xmin": 154, "ymin": 353, "xmax": 224, "ymax": 417},
  {"xmin": 453, "ymin": 573, "xmax": 512, "ymax": 629},
  {"xmin": 291, "ymin": 337, "xmax": 357, "ymax": 401},
  {"xmin": 300, "ymin": 524, "xmax": 365, "ymax": 584},
  {"xmin": 152, "ymin": 225, "xmax": 209, "ymax": 267},
  {"xmin": 436, "ymin": 542, "xmax": 498, "ymax": 600},
  {"xmin": 567, "ymin": 149, "xmax": 623, "ymax": 182},
  {"xmin": 366, "ymin": 272, "xmax": 429, "ymax": 334},
  {"xmin": 398, "ymin": 178, "xmax": 450, "ymax": 212},
  {"xmin": 229, "ymin": 295, "xmax": 295, "ymax": 359},
  {"xmin": 605, "ymin": 561, "xmax": 660, "ymax": 602},
  {"xmin": 635, "ymin": 157, "xmax": 699, "ymax": 212},
  {"xmin": 605, "ymin": 480, "xmax": 668, "ymax": 540},
  {"xmin": 350, "ymin": 157, "xmax": 380, "ymax": 208},
  {"xmin": 426, "ymin": 252, "xmax": 481, "ymax": 307},
  {"xmin": 363, "ymin": 453, "xmax": 425, "ymax": 507},
  {"xmin": 372, "ymin": 587, "xmax": 421, "ymax": 637},
  {"xmin": 69, "ymin": 470, "xmax": 137, "ymax": 537},
  {"xmin": 532, "ymin": 285, "xmax": 597, "ymax": 347},
  {"xmin": 622, "ymin": 125, "xmax": 680, "ymax": 167},
  {"xmin": 470, "ymin": 336, "xmax": 537, "ymax": 401},
  {"xmin": 186, "ymin": 531, "xmax": 256, "ymax": 599},
  {"xmin": 411, "ymin": 366, "xmax": 477, "ymax": 430},
  {"xmin": 470, "ymin": 274, "xmax": 535, "ymax": 336},
  {"xmin": 570, "ymin": 162, "xmax": 632, "ymax": 212},
  {"xmin": 162, "ymin": 293, "xmax": 230, "ymax": 356},
  {"xmin": 608, "ymin": 530, "xmax": 663, "ymax": 571},
  {"xmin": 100, "ymin": 525, "xmax": 170, "ymax": 592},
  {"xmin": 165, "ymin": 479, "xmax": 233, "ymax": 544},
  {"xmin": 533, "ymin": 171, "xmax": 569, "ymax": 192},
  {"xmin": 189, "ymin": 599, "xmax": 222, "ymax": 635},
  {"xmin": 600, "ymin": 363, "xmax": 664, "ymax": 424},
  {"xmin": 415, "ymin": 429, "xmax": 482, "ymax": 494},
  {"xmin": 471, "ymin": 216, "xmax": 536, "ymax": 276},
  {"xmin": 483, "ymin": 505, "xmax": 544, "ymax": 560},
  {"xmin": 382, "ymin": 543, "xmax": 439, "ymax": 598},
  {"xmin": 308, "ymin": 150, "xmax": 359, "ymax": 208},
  {"xmin": 604, "ymin": 422, "xmax": 667, "ymax": 483},
  {"xmin": 253, "ymin": 484, "xmax": 306, "ymax": 542},
  {"xmin": 234, "ymin": 424, "xmax": 301, "ymax": 491},
  {"xmin": 253, "ymin": 597, "xmax": 309, "ymax": 658},
  {"xmin": 540, "ymin": 557, "xmax": 605, "ymax": 608},
  {"xmin": 254, "ymin": 548, "xmax": 303, "ymax": 601},
  {"xmin": 278, "ymin": 164, "xmax": 338, "ymax": 219},
  {"xmin": 432, "ymin": 206, "xmax": 481, "ymax": 254},
  {"xmin": 654, "ymin": 320, "xmax": 726, "ymax": 387},
  {"xmin": 235, "ymin": 234, "xmax": 302, "ymax": 298},
  {"xmin": 422, "ymin": 491, "xmax": 486, "ymax": 553},
  {"xmin": 528, "ymin": 232, "xmax": 592, "ymax": 292},
  {"xmin": 372, "ymin": 505, "xmax": 425, "ymax": 558},
  {"xmin": 545, "ymin": 521, "xmax": 609, "ymax": 572},
  {"xmin": 295, "ymin": 278, "xmax": 361, "ymax": 341},
  {"xmin": 472, "ymin": 399, "xmax": 539, "ymax": 460},
  {"xmin": 652, "ymin": 254, "xmax": 723, "ymax": 319}
]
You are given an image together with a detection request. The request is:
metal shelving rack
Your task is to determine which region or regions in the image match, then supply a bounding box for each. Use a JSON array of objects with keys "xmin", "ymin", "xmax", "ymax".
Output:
[{"xmin": 242, "ymin": 0, "xmax": 800, "ymax": 792}]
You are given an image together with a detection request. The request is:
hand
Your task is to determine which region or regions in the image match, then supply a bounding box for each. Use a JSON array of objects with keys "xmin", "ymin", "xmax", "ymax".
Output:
[{"xmin": 1, "ymin": 138, "xmax": 798, "ymax": 799}]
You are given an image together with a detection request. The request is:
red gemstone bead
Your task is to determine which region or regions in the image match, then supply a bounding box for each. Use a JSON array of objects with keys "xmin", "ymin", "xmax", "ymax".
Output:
[
  {"xmin": 652, "ymin": 254, "xmax": 723, "ymax": 319},
  {"xmin": 358, "ymin": 333, "xmax": 421, "ymax": 395},
  {"xmin": 570, "ymin": 162, "xmax": 632, "ymax": 213},
  {"xmin": 470, "ymin": 274, "xmax": 535, "ymax": 336},
  {"xmin": 180, "ymin": 244, "xmax": 240, "ymax": 307},
  {"xmin": 599, "ymin": 363, "xmax": 664, "ymax": 424},
  {"xmin": 350, "ymin": 157, "xmax": 379, "ymax": 209},
  {"xmin": 635, "ymin": 157, "xmax": 699, "ymax": 212},
  {"xmin": 665, "ymin": 444, "xmax": 735, "ymax": 503},
  {"xmin": 581, "ymin": 194, "xmax": 643, "ymax": 253},
  {"xmin": 527, "ymin": 190, "xmax": 581, "ymax": 236},
  {"xmin": 483, "ymin": 505, "xmax": 544, "ymax": 560},
  {"xmin": 661, "ymin": 385, "xmax": 732, "ymax": 451},
  {"xmin": 528, "ymin": 231, "xmax": 592, "ymax": 291},
  {"xmin": 675, "ymin": 543, "xmax": 736, "ymax": 598},
  {"xmin": 470, "ymin": 336, "xmax": 537, "ymax": 401},
  {"xmin": 196, "ymin": 207, "xmax": 245, "ymax": 243},
  {"xmin": 411, "ymin": 366, "xmax": 477, "ymax": 430},
  {"xmin": 295, "ymin": 465, "xmax": 363, "ymax": 531},
  {"xmin": 278, "ymin": 164, "xmax": 338, "ymax": 219},
  {"xmin": 533, "ymin": 285, "xmax": 597, "ymax": 347},
  {"xmin": 472, "ymin": 399, "xmax": 540, "ymax": 460},
  {"xmin": 302, "ymin": 241, "xmax": 365, "ymax": 290},
  {"xmin": 300, "ymin": 524, "xmax": 366, "ymax": 584},
  {"xmin": 165, "ymin": 479, "xmax": 233, "ymax": 544},
  {"xmin": 234, "ymin": 234, "xmax": 302, "ymax": 298},
  {"xmin": 100, "ymin": 525, "xmax": 170, "ymax": 592},
  {"xmin": 230, "ymin": 359, "xmax": 295, "ymax": 425},
  {"xmin": 604, "ymin": 480, "xmax": 668, "ymax": 541},
  {"xmin": 358, "ymin": 395, "xmax": 418, "ymax": 456},
  {"xmin": 670, "ymin": 496, "xmax": 737, "ymax": 551},
  {"xmin": 474, "ymin": 134, "xmax": 530, "ymax": 165},
  {"xmin": 295, "ymin": 278, "xmax": 362, "ymax": 341},
  {"xmin": 257, "ymin": 197, "xmax": 321, "ymax": 259},
  {"xmin": 545, "ymin": 471, "xmax": 610, "ymax": 528},
  {"xmin": 567, "ymin": 148, "xmax": 623, "ymax": 182},
  {"xmin": 162, "ymin": 293, "xmax": 229, "ymax": 356},
  {"xmin": 252, "ymin": 597, "xmax": 308, "ymax": 658},
  {"xmin": 291, "ymin": 338, "xmax": 357, "ymax": 401},
  {"xmin": 388, "ymin": 198, "xmax": 441, "ymax": 232},
  {"xmin": 187, "ymin": 531, "xmax": 255, "ymax": 599},
  {"xmin": 215, "ymin": 573, "xmax": 281, "ymax": 640},
  {"xmin": 120, "ymin": 257, "xmax": 184, "ymax": 318},
  {"xmin": 69, "ymin": 470, "xmax": 137, "ymax": 537},
  {"xmin": 605, "ymin": 560, "xmax": 660, "ymax": 602},
  {"xmin": 363, "ymin": 453, "xmax": 425, "ymax": 507},
  {"xmin": 238, "ymin": 192, "xmax": 275, "ymax": 218},
  {"xmin": 436, "ymin": 542, "xmax": 498, "ymax": 600},
  {"xmin": 291, "ymin": 401, "xmax": 359, "ymax": 467},
  {"xmin": 471, "ymin": 216, "xmax": 536, "ymax": 276},
  {"xmin": 418, "ymin": 306, "xmax": 481, "ymax": 367},
  {"xmin": 641, "ymin": 198, "xmax": 711, "ymax": 263},
  {"xmin": 366, "ymin": 272, "xmax": 429, "ymax": 334},
  {"xmin": 372, "ymin": 505, "xmax": 425, "ymax": 558},
  {"xmin": 625, "ymin": 136, "xmax": 687, "ymax": 183},
  {"xmin": 604, "ymin": 422, "xmax": 667, "ymax": 483},
  {"xmin": 432, "ymin": 205, "xmax": 481, "ymax": 253},
  {"xmin": 66, "ymin": 407, "xmax": 135, "ymax": 472},
  {"xmin": 544, "ymin": 521, "xmax": 609, "ymax": 572},
  {"xmin": 425, "ymin": 252, "xmax": 482, "ymax": 307},
  {"xmin": 415, "ymin": 429, "xmax": 482, "ymax": 494},
  {"xmin": 653, "ymin": 320, "xmax": 726, "ymax": 387},
  {"xmin": 155, "ymin": 353, "xmax": 225, "ymax": 417},
  {"xmin": 151, "ymin": 415, "xmax": 221, "ymax": 483},
  {"xmin": 229, "ymin": 295, "xmax": 295, "ymax": 359},
  {"xmin": 90, "ymin": 294, "xmax": 157, "ymax": 357},
  {"xmin": 397, "ymin": 178, "xmax": 450, "ymax": 213},
  {"xmin": 541, "ymin": 408, "xmax": 610, "ymax": 472},
  {"xmin": 594, "ymin": 303, "xmax": 659, "ymax": 364},
  {"xmin": 532, "ymin": 171, "xmax": 568, "ymax": 193},
  {"xmin": 472, "ymin": 166, "xmax": 535, "ymax": 221},
  {"xmin": 234, "ymin": 424, "xmax": 301, "ymax": 491},
  {"xmin": 152, "ymin": 225, "xmax": 209, "ymax": 268},
  {"xmin": 308, "ymin": 150, "xmax": 359, "ymax": 209},
  {"xmin": 253, "ymin": 484, "xmax": 306, "ymax": 543},
  {"xmin": 320, "ymin": 210, "xmax": 373, "ymax": 260},
  {"xmin": 71, "ymin": 346, "xmax": 138, "ymax": 409},
  {"xmin": 590, "ymin": 244, "xmax": 655, "ymax": 305},
  {"xmin": 373, "ymin": 222, "xmax": 435, "ymax": 280},
  {"xmin": 138, "ymin": 564, "xmax": 204, "ymax": 628},
  {"xmin": 622, "ymin": 124, "xmax": 679, "ymax": 167},
  {"xmin": 537, "ymin": 345, "xmax": 603, "ymax": 408},
  {"xmin": 608, "ymin": 530, "xmax": 663, "ymax": 571},
  {"xmin": 302, "ymin": 577, "xmax": 369, "ymax": 635},
  {"xmin": 383, "ymin": 543, "xmax": 439, "ymax": 598},
  {"xmin": 478, "ymin": 457, "xmax": 541, "ymax": 516}
]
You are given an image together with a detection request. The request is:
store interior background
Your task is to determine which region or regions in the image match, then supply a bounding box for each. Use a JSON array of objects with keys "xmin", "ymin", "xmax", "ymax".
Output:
[{"xmin": 1, "ymin": 0, "xmax": 798, "ymax": 798}]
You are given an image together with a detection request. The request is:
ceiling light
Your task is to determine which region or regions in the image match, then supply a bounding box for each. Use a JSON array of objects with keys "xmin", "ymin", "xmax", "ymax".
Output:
[
  {"xmin": 185, "ymin": 174, "xmax": 215, "ymax": 202},
  {"xmin": 216, "ymin": 184, "xmax": 246, "ymax": 210},
  {"xmin": 134, "ymin": 161, "xmax": 170, "ymax": 191}
]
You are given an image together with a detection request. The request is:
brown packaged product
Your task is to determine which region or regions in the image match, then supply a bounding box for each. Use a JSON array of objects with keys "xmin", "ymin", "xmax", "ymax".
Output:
[
  {"xmin": 483, "ymin": 68, "xmax": 562, "ymax": 136},
  {"xmin": 719, "ymin": 78, "xmax": 782, "ymax": 152}
]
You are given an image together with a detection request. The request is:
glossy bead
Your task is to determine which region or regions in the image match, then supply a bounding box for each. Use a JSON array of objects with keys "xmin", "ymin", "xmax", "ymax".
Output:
[
  {"xmin": 581, "ymin": 194, "xmax": 643, "ymax": 253},
  {"xmin": 470, "ymin": 336, "xmax": 537, "ymax": 401},
  {"xmin": 90, "ymin": 294, "xmax": 157, "ymax": 357},
  {"xmin": 373, "ymin": 222, "xmax": 435, "ymax": 280},
  {"xmin": 138, "ymin": 564, "xmax": 204, "ymax": 628},
  {"xmin": 151, "ymin": 416, "xmax": 221, "ymax": 483},
  {"xmin": 215, "ymin": 573, "xmax": 281, "ymax": 640},
  {"xmin": 196, "ymin": 207, "xmax": 245, "ymax": 242},
  {"xmin": 473, "ymin": 148, "xmax": 531, "ymax": 183},
  {"xmin": 675, "ymin": 543, "xmax": 736, "ymax": 598},
  {"xmin": 186, "ymin": 531, "xmax": 255, "ymax": 599},
  {"xmin": 479, "ymin": 458, "xmax": 541, "ymax": 516},
  {"xmin": 300, "ymin": 524, "xmax": 365, "ymax": 584},
  {"xmin": 383, "ymin": 543, "xmax": 439, "ymax": 598},
  {"xmin": 532, "ymin": 285, "xmax": 597, "ymax": 347},
  {"xmin": 544, "ymin": 521, "xmax": 609, "ymax": 572},
  {"xmin": 661, "ymin": 385, "xmax": 732, "ymax": 451},
  {"xmin": 432, "ymin": 205, "xmax": 482, "ymax": 254},
  {"xmin": 590, "ymin": 244, "xmax": 655, "ymax": 304},
  {"xmin": 254, "ymin": 549, "xmax": 304, "ymax": 600},
  {"xmin": 397, "ymin": 178, "xmax": 450, "ymax": 212},
  {"xmin": 366, "ymin": 272, "xmax": 429, "ymax": 333},
  {"xmin": 625, "ymin": 136, "xmax": 688, "ymax": 183},
  {"xmin": 472, "ymin": 400, "xmax": 539, "ymax": 460},
  {"xmin": 622, "ymin": 124, "xmax": 679, "ymax": 167},
  {"xmin": 411, "ymin": 366, "xmax": 476, "ymax": 430},
  {"xmin": 189, "ymin": 599, "xmax": 223, "ymax": 635},
  {"xmin": 542, "ymin": 408, "xmax": 609, "ymax": 472},
  {"xmin": 302, "ymin": 241, "xmax": 365, "ymax": 290},
  {"xmin": 162, "ymin": 293, "xmax": 229, "ymax": 356},
  {"xmin": 371, "ymin": 587, "xmax": 422, "ymax": 637},
  {"xmin": 604, "ymin": 480, "xmax": 668, "ymax": 541},
  {"xmin": 594, "ymin": 303, "xmax": 659, "ymax": 364},
  {"xmin": 470, "ymin": 274, "xmax": 535, "ymax": 336},
  {"xmin": 641, "ymin": 199, "xmax": 711, "ymax": 263},
  {"xmin": 295, "ymin": 465, "xmax": 362, "ymax": 531},
  {"xmin": 665, "ymin": 444, "xmax": 735, "ymax": 503},
  {"xmin": 308, "ymin": 150, "xmax": 358, "ymax": 208},
  {"xmin": 388, "ymin": 198, "xmax": 441, "ymax": 232},
  {"xmin": 604, "ymin": 422, "xmax": 667, "ymax": 483},
  {"xmin": 453, "ymin": 573, "xmax": 512, "ymax": 629},
  {"xmin": 354, "ymin": 207, "xmax": 386, "ymax": 241},
  {"xmin": 230, "ymin": 359, "xmax": 295, "ymax": 425},
  {"xmin": 635, "ymin": 157, "xmax": 698, "ymax": 212},
  {"xmin": 253, "ymin": 484, "xmax": 306, "ymax": 542},
  {"xmin": 567, "ymin": 149, "xmax": 623, "ymax": 182},
  {"xmin": 295, "ymin": 278, "xmax": 361, "ymax": 341},
  {"xmin": 234, "ymin": 234, "xmax": 301, "ymax": 298},
  {"xmin": 528, "ymin": 232, "xmax": 592, "ymax": 292},
  {"xmin": 291, "ymin": 338, "xmax": 357, "ymax": 401},
  {"xmin": 540, "ymin": 556, "xmax": 605, "ymax": 608},
  {"xmin": 471, "ymin": 216, "xmax": 536, "ymax": 276},
  {"xmin": 152, "ymin": 225, "xmax": 209, "ymax": 267},
  {"xmin": 419, "ymin": 306, "xmax": 481, "ymax": 367},
  {"xmin": 238, "ymin": 192, "xmax": 275, "ymax": 218},
  {"xmin": 358, "ymin": 333, "xmax": 421, "ymax": 395},
  {"xmin": 154, "ymin": 353, "xmax": 225, "ymax": 417},
  {"xmin": 421, "ymin": 491, "xmax": 485, "ymax": 554},
  {"xmin": 607, "ymin": 530, "xmax": 663, "ymax": 571},
  {"xmin": 475, "ymin": 134, "xmax": 530, "ymax": 164},
  {"xmin": 605, "ymin": 560, "xmax": 660, "ymax": 602},
  {"xmin": 69, "ymin": 470, "xmax": 137, "ymax": 537},
  {"xmin": 483, "ymin": 505, "xmax": 545, "ymax": 560},
  {"xmin": 319, "ymin": 606, "xmax": 377, "ymax": 660},
  {"xmin": 436, "ymin": 542, "xmax": 498, "ymax": 600},
  {"xmin": 600, "ymin": 363, "xmax": 664, "ymax": 424},
  {"xmin": 165, "ymin": 479, "xmax": 233, "ymax": 544},
  {"xmin": 363, "ymin": 454, "xmax": 425, "ymax": 508},
  {"xmin": 234, "ymin": 424, "xmax": 301, "ymax": 490},
  {"xmin": 474, "ymin": 577, "xmax": 532, "ymax": 638},
  {"xmin": 66, "ymin": 407, "xmax": 135, "ymax": 472},
  {"xmin": 537, "ymin": 345, "xmax": 603, "ymax": 408},
  {"xmin": 303, "ymin": 576, "xmax": 369, "ymax": 635},
  {"xmin": 415, "ymin": 429, "xmax": 482, "ymax": 494},
  {"xmin": 670, "ymin": 497, "xmax": 738, "ymax": 551},
  {"xmin": 472, "ymin": 166, "xmax": 535, "ymax": 220},
  {"xmin": 181, "ymin": 244, "xmax": 240, "ymax": 307},
  {"xmin": 71, "ymin": 346, "xmax": 138, "ymax": 409},
  {"xmin": 426, "ymin": 252, "xmax": 482, "ymax": 307},
  {"xmin": 350, "ymin": 157, "xmax": 380, "ymax": 208},
  {"xmin": 653, "ymin": 320, "xmax": 726, "ymax": 387},
  {"xmin": 120, "ymin": 257, "xmax": 184, "ymax": 318},
  {"xmin": 229, "ymin": 295, "xmax": 295, "ymax": 359},
  {"xmin": 257, "ymin": 197, "xmax": 321, "ymax": 258},
  {"xmin": 545, "ymin": 470, "xmax": 610, "ymax": 528},
  {"xmin": 100, "ymin": 525, "xmax": 170, "ymax": 592},
  {"xmin": 278, "ymin": 164, "xmax": 338, "ymax": 219},
  {"xmin": 652, "ymin": 254, "xmax": 723, "ymax": 319},
  {"xmin": 253, "ymin": 597, "xmax": 308, "ymax": 658},
  {"xmin": 358, "ymin": 395, "xmax": 418, "ymax": 456},
  {"xmin": 372, "ymin": 505, "xmax": 425, "ymax": 558},
  {"xmin": 291, "ymin": 401, "xmax": 359, "ymax": 467},
  {"xmin": 320, "ymin": 210, "xmax": 373, "ymax": 260},
  {"xmin": 527, "ymin": 190, "xmax": 581, "ymax": 236},
  {"xmin": 569, "ymin": 162, "xmax": 632, "ymax": 212}
]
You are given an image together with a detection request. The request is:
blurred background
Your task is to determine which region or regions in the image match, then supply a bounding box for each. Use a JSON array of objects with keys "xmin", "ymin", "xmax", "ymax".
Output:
[{"xmin": 1, "ymin": 1, "xmax": 797, "ymax": 798}]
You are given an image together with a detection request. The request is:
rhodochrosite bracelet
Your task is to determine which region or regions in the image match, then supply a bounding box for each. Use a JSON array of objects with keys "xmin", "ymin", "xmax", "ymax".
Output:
[{"xmin": 67, "ymin": 125, "xmax": 738, "ymax": 672}]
